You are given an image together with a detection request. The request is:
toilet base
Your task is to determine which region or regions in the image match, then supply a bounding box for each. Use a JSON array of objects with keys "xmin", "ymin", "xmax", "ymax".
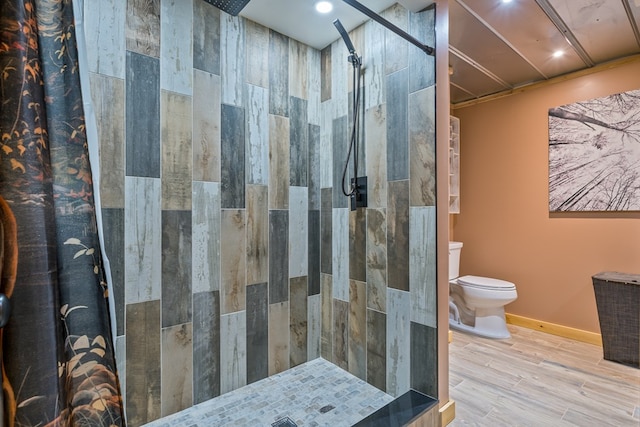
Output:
[{"xmin": 449, "ymin": 306, "xmax": 511, "ymax": 339}]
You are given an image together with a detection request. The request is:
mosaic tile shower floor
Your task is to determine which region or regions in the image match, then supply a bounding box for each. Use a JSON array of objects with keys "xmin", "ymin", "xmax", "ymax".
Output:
[{"xmin": 143, "ymin": 358, "xmax": 395, "ymax": 426}]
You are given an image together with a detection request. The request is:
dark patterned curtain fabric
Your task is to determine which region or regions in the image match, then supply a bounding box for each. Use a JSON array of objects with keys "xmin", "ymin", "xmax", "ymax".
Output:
[{"xmin": 0, "ymin": 0, "xmax": 124, "ymax": 425}]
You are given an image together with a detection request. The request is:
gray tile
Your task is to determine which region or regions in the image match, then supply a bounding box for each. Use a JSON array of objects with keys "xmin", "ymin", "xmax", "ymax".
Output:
[
  {"xmin": 102, "ymin": 208, "xmax": 125, "ymax": 336},
  {"xmin": 307, "ymin": 48, "xmax": 321, "ymax": 126},
  {"xmin": 332, "ymin": 115, "xmax": 348, "ymax": 208},
  {"xmin": 192, "ymin": 70, "xmax": 221, "ymax": 182},
  {"xmin": 410, "ymin": 207, "xmax": 437, "ymax": 328},
  {"xmin": 410, "ymin": 322, "xmax": 437, "ymax": 398},
  {"xmin": 268, "ymin": 301, "xmax": 290, "ymax": 375},
  {"xmin": 126, "ymin": 300, "xmax": 161, "ymax": 426},
  {"xmin": 289, "ymin": 276, "xmax": 308, "ymax": 367},
  {"xmin": 268, "ymin": 114, "xmax": 290, "ymax": 210},
  {"xmin": 246, "ymin": 84, "xmax": 269, "ymax": 185},
  {"xmin": 348, "ymin": 280, "xmax": 366, "ymax": 381},
  {"xmin": 320, "ymin": 188, "xmax": 332, "ymax": 275},
  {"xmin": 221, "ymin": 14, "xmax": 245, "ymax": 107},
  {"xmin": 161, "ymin": 323, "xmax": 193, "ymax": 416},
  {"xmin": 269, "ymin": 210, "xmax": 289, "ymax": 304},
  {"xmin": 321, "ymin": 45, "xmax": 331, "ymax": 102},
  {"xmin": 221, "ymin": 104, "xmax": 245, "ymax": 209},
  {"xmin": 349, "ymin": 207, "xmax": 366, "ymax": 282},
  {"xmin": 366, "ymin": 208, "xmax": 387, "ymax": 313},
  {"xmin": 269, "ymin": 30, "xmax": 289, "ymax": 117},
  {"xmin": 115, "ymin": 335, "xmax": 126, "ymax": 403},
  {"xmin": 384, "ymin": 4, "xmax": 408, "ymax": 75},
  {"xmin": 289, "ymin": 40, "xmax": 308, "ymax": 100},
  {"xmin": 220, "ymin": 209, "xmax": 246, "ymax": 314},
  {"xmin": 409, "ymin": 86, "xmax": 436, "ymax": 207},
  {"xmin": 126, "ymin": 52, "xmax": 160, "ymax": 178},
  {"xmin": 126, "ymin": 0, "xmax": 160, "ymax": 57},
  {"xmin": 193, "ymin": 290, "xmax": 220, "ymax": 403},
  {"xmin": 246, "ymin": 21, "xmax": 269, "ymax": 88},
  {"xmin": 246, "ymin": 283, "xmax": 268, "ymax": 384},
  {"xmin": 160, "ymin": 0, "xmax": 192, "ymax": 95},
  {"xmin": 409, "ymin": 8, "xmax": 435, "ymax": 93},
  {"xmin": 333, "ymin": 298, "xmax": 349, "ymax": 371},
  {"xmin": 193, "ymin": 0, "xmax": 220, "ymax": 75},
  {"xmin": 307, "ymin": 294, "xmax": 321, "ymax": 360},
  {"xmin": 320, "ymin": 274, "xmax": 333, "ymax": 360},
  {"xmin": 367, "ymin": 308, "xmax": 386, "ymax": 392},
  {"xmin": 192, "ymin": 182, "xmax": 220, "ymax": 294},
  {"xmin": 364, "ymin": 19, "xmax": 385, "ymax": 109},
  {"xmin": 161, "ymin": 91, "xmax": 192, "ymax": 211},
  {"xmin": 162, "ymin": 210, "xmax": 192, "ymax": 327},
  {"xmin": 308, "ymin": 209, "xmax": 320, "ymax": 296},
  {"xmin": 290, "ymin": 97, "xmax": 309, "ymax": 187},
  {"xmin": 84, "ymin": 0, "xmax": 125, "ymax": 77},
  {"xmin": 365, "ymin": 104, "xmax": 387, "ymax": 209},
  {"xmin": 220, "ymin": 311, "xmax": 247, "ymax": 394},
  {"xmin": 386, "ymin": 68, "xmax": 409, "ymax": 181},
  {"xmin": 387, "ymin": 288, "xmax": 410, "ymax": 397},
  {"xmin": 308, "ymin": 124, "xmax": 321, "ymax": 210},
  {"xmin": 247, "ymin": 185, "xmax": 268, "ymax": 286},
  {"xmin": 332, "ymin": 208, "xmax": 349, "ymax": 302},
  {"xmin": 387, "ymin": 180, "xmax": 409, "ymax": 292},
  {"xmin": 330, "ymin": 39, "xmax": 348, "ymax": 119},
  {"xmin": 320, "ymin": 101, "xmax": 333, "ymax": 189},
  {"xmin": 289, "ymin": 186, "xmax": 308, "ymax": 278}
]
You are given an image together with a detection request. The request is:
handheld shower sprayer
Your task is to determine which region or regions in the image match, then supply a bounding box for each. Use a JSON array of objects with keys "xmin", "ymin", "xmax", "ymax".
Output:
[{"xmin": 333, "ymin": 19, "xmax": 361, "ymax": 67}]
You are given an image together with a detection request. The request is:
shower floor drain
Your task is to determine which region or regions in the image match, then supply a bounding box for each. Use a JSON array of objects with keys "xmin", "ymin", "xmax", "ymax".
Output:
[
  {"xmin": 319, "ymin": 404, "xmax": 335, "ymax": 413},
  {"xmin": 271, "ymin": 416, "xmax": 298, "ymax": 427}
]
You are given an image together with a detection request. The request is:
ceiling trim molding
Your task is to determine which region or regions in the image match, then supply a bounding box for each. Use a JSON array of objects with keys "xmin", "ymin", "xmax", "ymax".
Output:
[
  {"xmin": 622, "ymin": 0, "xmax": 640, "ymax": 48},
  {"xmin": 449, "ymin": 46, "xmax": 511, "ymax": 89}
]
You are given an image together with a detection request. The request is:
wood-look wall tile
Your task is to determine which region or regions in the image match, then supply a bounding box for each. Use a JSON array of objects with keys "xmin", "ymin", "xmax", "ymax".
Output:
[
  {"xmin": 349, "ymin": 207, "xmax": 366, "ymax": 282},
  {"xmin": 126, "ymin": 52, "xmax": 160, "ymax": 178},
  {"xmin": 193, "ymin": 290, "xmax": 220, "ymax": 404},
  {"xmin": 308, "ymin": 124, "xmax": 321, "ymax": 210},
  {"xmin": 221, "ymin": 14, "xmax": 245, "ymax": 107},
  {"xmin": 126, "ymin": 0, "xmax": 160, "ymax": 57},
  {"xmin": 193, "ymin": 0, "xmax": 220, "ymax": 75},
  {"xmin": 366, "ymin": 208, "xmax": 387, "ymax": 313},
  {"xmin": 84, "ymin": 0, "xmax": 125, "ymax": 77},
  {"xmin": 246, "ymin": 84, "xmax": 269, "ymax": 185},
  {"xmin": 409, "ymin": 8, "xmax": 435, "ymax": 93},
  {"xmin": 247, "ymin": 185, "xmax": 268, "ymax": 286},
  {"xmin": 307, "ymin": 293, "xmax": 321, "ymax": 360},
  {"xmin": 245, "ymin": 21, "xmax": 269, "ymax": 88},
  {"xmin": 332, "ymin": 116, "xmax": 348, "ymax": 208},
  {"xmin": 346, "ymin": 25, "xmax": 364, "ymax": 94},
  {"xmin": 162, "ymin": 210, "xmax": 192, "ymax": 327},
  {"xmin": 269, "ymin": 210, "xmax": 288, "ymax": 304},
  {"xmin": 289, "ymin": 276, "xmax": 308, "ymax": 367},
  {"xmin": 364, "ymin": 19, "xmax": 385, "ymax": 109},
  {"xmin": 308, "ymin": 49, "xmax": 321, "ymax": 126},
  {"xmin": 126, "ymin": 300, "xmax": 161, "ymax": 426},
  {"xmin": 320, "ymin": 188, "xmax": 332, "ymax": 275},
  {"xmin": 330, "ymin": 40, "xmax": 348, "ymax": 119},
  {"xmin": 160, "ymin": 0, "xmax": 192, "ymax": 95},
  {"xmin": 410, "ymin": 207, "xmax": 437, "ymax": 328},
  {"xmin": 332, "ymin": 208, "xmax": 349, "ymax": 301},
  {"xmin": 320, "ymin": 101, "xmax": 333, "ymax": 189},
  {"xmin": 386, "ymin": 68, "xmax": 409, "ymax": 181},
  {"xmin": 220, "ymin": 209, "xmax": 246, "ymax": 314},
  {"xmin": 192, "ymin": 181, "xmax": 220, "ymax": 294},
  {"xmin": 269, "ymin": 30, "xmax": 289, "ymax": 117},
  {"xmin": 365, "ymin": 104, "xmax": 387, "ymax": 209},
  {"xmin": 161, "ymin": 323, "xmax": 193, "ymax": 416},
  {"xmin": 193, "ymin": 70, "xmax": 221, "ymax": 182},
  {"xmin": 115, "ymin": 335, "xmax": 126, "ymax": 403},
  {"xmin": 102, "ymin": 208, "xmax": 125, "ymax": 336},
  {"xmin": 383, "ymin": 3, "xmax": 408, "ymax": 75},
  {"xmin": 367, "ymin": 308, "xmax": 386, "ymax": 392},
  {"xmin": 161, "ymin": 91, "xmax": 192, "ymax": 211},
  {"xmin": 289, "ymin": 40, "xmax": 308, "ymax": 100},
  {"xmin": 348, "ymin": 280, "xmax": 366, "ymax": 381},
  {"xmin": 220, "ymin": 311, "xmax": 247, "ymax": 394},
  {"xmin": 268, "ymin": 114, "xmax": 290, "ymax": 209},
  {"xmin": 289, "ymin": 186, "xmax": 308, "ymax": 278},
  {"xmin": 246, "ymin": 283, "xmax": 268, "ymax": 384},
  {"xmin": 387, "ymin": 180, "xmax": 409, "ymax": 291},
  {"xmin": 320, "ymin": 46, "xmax": 331, "ymax": 102},
  {"xmin": 333, "ymin": 298, "xmax": 349, "ymax": 370},
  {"xmin": 410, "ymin": 322, "xmax": 437, "ymax": 398},
  {"xmin": 387, "ymin": 288, "xmax": 411, "ymax": 397},
  {"xmin": 90, "ymin": 73, "xmax": 125, "ymax": 208},
  {"xmin": 221, "ymin": 104, "xmax": 245, "ymax": 209},
  {"xmin": 308, "ymin": 209, "xmax": 320, "ymax": 296},
  {"xmin": 289, "ymin": 97, "xmax": 309, "ymax": 187},
  {"xmin": 125, "ymin": 177, "xmax": 162, "ymax": 303},
  {"xmin": 320, "ymin": 274, "xmax": 333, "ymax": 360},
  {"xmin": 268, "ymin": 301, "xmax": 290, "ymax": 375},
  {"xmin": 409, "ymin": 86, "xmax": 436, "ymax": 207}
]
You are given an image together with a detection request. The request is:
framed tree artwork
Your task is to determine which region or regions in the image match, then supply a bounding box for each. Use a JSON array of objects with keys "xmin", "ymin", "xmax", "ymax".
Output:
[{"xmin": 548, "ymin": 89, "xmax": 640, "ymax": 211}]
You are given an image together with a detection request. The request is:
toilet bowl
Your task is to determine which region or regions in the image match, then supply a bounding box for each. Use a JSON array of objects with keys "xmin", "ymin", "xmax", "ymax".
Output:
[{"xmin": 448, "ymin": 242, "xmax": 517, "ymax": 339}]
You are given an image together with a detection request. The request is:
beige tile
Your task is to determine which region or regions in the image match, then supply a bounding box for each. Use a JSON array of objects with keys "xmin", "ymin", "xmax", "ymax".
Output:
[
  {"xmin": 161, "ymin": 323, "xmax": 193, "ymax": 417},
  {"xmin": 220, "ymin": 209, "xmax": 246, "ymax": 314},
  {"xmin": 192, "ymin": 70, "xmax": 221, "ymax": 182},
  {"xmin": 269, "ymin": 301, "xmax": 290, "ymax": 375},
  {"xmin": 161, "ymin": 91, "xmax": 192, "ymax": 210}
]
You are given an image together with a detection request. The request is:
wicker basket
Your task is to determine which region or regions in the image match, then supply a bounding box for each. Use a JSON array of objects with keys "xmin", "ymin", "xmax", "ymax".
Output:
[{"xmin": 592, "ymin": 272, "xmax": 640, "ymax": 368}]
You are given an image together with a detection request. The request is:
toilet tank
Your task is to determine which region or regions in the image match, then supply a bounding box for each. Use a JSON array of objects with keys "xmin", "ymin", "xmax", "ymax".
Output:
[{"xmin": 449, "ymin": 241, "xmax": 463, "ymax": 280}]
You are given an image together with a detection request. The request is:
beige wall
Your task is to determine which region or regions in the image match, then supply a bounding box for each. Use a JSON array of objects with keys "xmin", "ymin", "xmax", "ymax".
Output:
[{"xmin": 452, "ymin": 57, "xmax": 640, "ymax": 333}]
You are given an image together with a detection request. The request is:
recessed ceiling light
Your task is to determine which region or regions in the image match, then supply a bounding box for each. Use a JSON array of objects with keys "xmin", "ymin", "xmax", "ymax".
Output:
[
  {"xmin": 553, "ymin": 50, "xmax": 564, "ymax": 58},
  {"xmin": 315, "ymin": 1, "xmax": 333, "ymax": 13},
  {"xmin": 502, "ymin": 0, "xmax": 513, "ymax": 3}
]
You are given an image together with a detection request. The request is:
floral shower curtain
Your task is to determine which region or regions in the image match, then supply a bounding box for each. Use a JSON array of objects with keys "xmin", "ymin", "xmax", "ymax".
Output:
[{"xmin": 0, "ymin": 0, "xmax": 123, "ymax": 425}]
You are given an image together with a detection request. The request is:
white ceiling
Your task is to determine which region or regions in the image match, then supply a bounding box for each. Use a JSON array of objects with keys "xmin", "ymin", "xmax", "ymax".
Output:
[{"xmin": 238, "ymin": 0, "xmax": 640, "ymax": 105}]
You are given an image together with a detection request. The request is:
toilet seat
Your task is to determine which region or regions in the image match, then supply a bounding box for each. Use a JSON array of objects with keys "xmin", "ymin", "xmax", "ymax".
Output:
[{"xmin": 457, "ymin": 275, "xmax": 516, "ymax": 291}]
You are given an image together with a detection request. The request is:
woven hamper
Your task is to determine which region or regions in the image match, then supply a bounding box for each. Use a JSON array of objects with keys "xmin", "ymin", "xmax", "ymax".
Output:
[{"xmin": 592, "ymin": 272, "xmax": 640, "ymax": 368}]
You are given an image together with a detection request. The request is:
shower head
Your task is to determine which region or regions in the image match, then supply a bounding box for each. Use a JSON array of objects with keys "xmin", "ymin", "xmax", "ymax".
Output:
[
  {"xmin": 203, "ymin": 0, "xmax": 251, "ymax": 16},
  {"xmin": 333, "ymin": 19, "xmax": 356, "ymax": 55}
]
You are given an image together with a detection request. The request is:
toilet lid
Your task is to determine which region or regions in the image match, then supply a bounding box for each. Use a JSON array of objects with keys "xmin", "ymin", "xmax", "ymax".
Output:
[{"xmin": 457, "ymin": 275, "xmax": 516, "ymax": 291}]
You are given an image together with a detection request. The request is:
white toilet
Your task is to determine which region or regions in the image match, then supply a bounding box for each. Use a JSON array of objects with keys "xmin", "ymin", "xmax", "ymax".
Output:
[{"xmin": 448, "ymin": 241, "xmax": 517, "ymax": 339}]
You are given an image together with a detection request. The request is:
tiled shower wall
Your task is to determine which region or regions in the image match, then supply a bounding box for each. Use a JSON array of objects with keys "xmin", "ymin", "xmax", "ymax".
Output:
[{"xmin": 84, "ymin": 0, "xmax": 436, "ymax": 425}]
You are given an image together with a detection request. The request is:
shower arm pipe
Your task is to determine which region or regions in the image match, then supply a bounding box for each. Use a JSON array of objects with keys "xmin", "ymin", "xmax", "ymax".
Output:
[{"xmin": 341, "ymin": 0, "xmax": 435, "ymax": 56}]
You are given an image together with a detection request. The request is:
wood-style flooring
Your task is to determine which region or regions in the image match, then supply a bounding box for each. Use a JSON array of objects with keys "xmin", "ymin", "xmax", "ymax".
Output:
[{"xmin": 449, "ymin": 324, "xmax": 640, "ymax": 426}]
